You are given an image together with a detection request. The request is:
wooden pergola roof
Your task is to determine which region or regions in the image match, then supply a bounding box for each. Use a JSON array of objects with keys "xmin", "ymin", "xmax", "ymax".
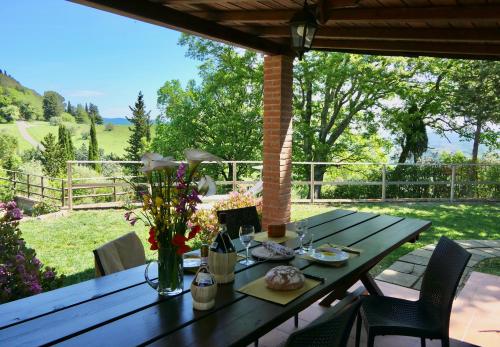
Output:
[{"xmin": 72, "ymin": 0, "xmax": 500, "ymax": 60}]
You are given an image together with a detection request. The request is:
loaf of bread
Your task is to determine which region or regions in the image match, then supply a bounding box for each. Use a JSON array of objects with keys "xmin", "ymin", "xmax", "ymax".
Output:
[{"xmin": 264, "ymin": 266, "xmax": 305, "ymax": 291}]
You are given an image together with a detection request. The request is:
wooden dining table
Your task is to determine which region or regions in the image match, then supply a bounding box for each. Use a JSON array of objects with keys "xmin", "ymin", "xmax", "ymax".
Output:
[{"xmin": 0, "ymin": 209, "xmax": 431, "ymax": 347}]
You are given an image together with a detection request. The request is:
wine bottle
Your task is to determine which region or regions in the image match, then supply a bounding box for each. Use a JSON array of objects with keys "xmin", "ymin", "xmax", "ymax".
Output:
[
  {"xmin": 208, "ymin": 213, "xmax": 237, "ymax": 283},
  {"xmin": 191, "ymin": 245, "xmax": 217, "ymax": 310}
]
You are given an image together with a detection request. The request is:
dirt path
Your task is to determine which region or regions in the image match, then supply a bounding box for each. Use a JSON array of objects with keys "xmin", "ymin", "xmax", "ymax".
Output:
[{"xmin": 16, "ymin": 121, "xmax": 44, "ymax": 150}]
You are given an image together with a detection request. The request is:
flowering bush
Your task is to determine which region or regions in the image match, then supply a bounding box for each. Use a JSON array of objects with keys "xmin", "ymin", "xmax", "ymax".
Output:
[
  {"xmin": 0, "ymin": 201, "xmax": 63, "ymax": 303},
  {"xmin": 190, "ymin": 189, "xmax": 262, "ymax": 248}
]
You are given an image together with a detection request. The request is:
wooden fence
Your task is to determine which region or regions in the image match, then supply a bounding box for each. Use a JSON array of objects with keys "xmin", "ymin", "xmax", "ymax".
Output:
[{"xmin": 1, "ymin": 160, "xmax": 498, "ymax": 210}]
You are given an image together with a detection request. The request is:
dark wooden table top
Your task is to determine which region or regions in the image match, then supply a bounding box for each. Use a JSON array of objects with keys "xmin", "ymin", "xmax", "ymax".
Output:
[{"xmin": 0, "ymin": 209, "xmax": 431, "ymax": 347}]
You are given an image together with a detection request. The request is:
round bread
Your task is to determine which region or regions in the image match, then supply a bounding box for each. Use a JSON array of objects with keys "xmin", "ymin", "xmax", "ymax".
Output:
[{"xmin": 264, "ymin": 266, "xmax": 305, "ymax": 291}]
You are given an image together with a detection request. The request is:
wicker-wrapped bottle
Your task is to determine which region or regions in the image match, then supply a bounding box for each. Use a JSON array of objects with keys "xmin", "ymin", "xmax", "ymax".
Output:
[
  {"xmin": 190, "ymin": 244, "xmax": 217, "ymax": 310},
  {"xmin": 208, "ymin": 213, "xmax": 237, "ymax": 283}
]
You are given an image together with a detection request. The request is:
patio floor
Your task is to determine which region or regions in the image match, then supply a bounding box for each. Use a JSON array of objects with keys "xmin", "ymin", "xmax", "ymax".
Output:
[{"xmin": 251, "ymin": 272, "xmax": 500, "ymax": 347}]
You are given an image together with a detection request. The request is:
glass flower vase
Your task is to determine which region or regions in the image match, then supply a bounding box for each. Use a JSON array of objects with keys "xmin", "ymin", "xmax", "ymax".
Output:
[{"xmin": 145, "ymin": 241, "xmax": 184, "ymax": 296}]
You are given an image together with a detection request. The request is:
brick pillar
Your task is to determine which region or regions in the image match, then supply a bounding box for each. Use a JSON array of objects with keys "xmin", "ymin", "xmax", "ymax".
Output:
[{"xmin": 262, "ymin": 54, "xmax": 294, "ymax": 230}]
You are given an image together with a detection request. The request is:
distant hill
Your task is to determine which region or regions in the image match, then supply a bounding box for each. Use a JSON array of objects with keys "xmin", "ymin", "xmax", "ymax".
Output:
[
  {"xmin": 0, "ymin": 72, "xmax": 43, "ymax": 115},
  {"xmin": 103, "ymin": 117, "xmax": 131, "ymax": 125}
]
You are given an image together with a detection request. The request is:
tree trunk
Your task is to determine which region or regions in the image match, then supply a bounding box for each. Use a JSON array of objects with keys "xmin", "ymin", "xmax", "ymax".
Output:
[
  {"xmin": 398, "ymin": 142, "xmax": 410, "ymax": 164},
  {"xmin": 313, "ymin": 165, "xmax": 327, "ymax": 199},
  {"xmin": 469, "ymin": 120, "xmax": 482, "ymax": 198}
]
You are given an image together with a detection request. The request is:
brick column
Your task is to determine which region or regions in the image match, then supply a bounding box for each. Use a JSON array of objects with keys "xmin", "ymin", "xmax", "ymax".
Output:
[{"xmin": 262, "ymin": 54, "xmax": 294, "ymax": 229}]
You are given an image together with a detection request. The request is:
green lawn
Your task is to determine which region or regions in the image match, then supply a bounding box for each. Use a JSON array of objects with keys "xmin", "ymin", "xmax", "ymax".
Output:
[
  {"xmin": 19, "ymin": 202, "xmax": 499, "ymax": 287},
  {"xmin": 26, "ymin": 121, "xmax": 132, "ymax": 156},
  {"xmin": 0, "ymin": 123, "xmax": 33, "ymax": 152}
]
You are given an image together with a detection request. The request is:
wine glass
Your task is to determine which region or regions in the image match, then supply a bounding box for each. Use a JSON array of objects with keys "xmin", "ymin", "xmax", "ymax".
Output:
[
  {"xmin": 295, "ymin": 220, "xmax": 308, "ymax": 255},
  {"xmin": 239, "ymin": 225, "xmax": 255, "ymax": 265}
]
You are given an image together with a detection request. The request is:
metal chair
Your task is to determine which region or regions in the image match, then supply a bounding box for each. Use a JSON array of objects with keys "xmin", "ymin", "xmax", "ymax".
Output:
[
  {"xmin": 355, "ymin": 236, "xmax": 471, "ymax": 347},
  {"xmin": 285, "ymin": 298, "xmax": 362, "ymax": 347},
  {"xmin": 217, "ymin": 206, "xmax": 261, "ymax": 239}
]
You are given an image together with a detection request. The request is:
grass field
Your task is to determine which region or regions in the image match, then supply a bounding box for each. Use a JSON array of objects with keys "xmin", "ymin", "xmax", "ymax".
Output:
[
  {"xmin": 0, "ymin": 123, "xmax": 33, "ymax": 152},
  {"xmin": 19, "ymin": 202, "xmax": 499, "ymax": 287},
  {"xmin": 25, "ymin": 121, "xmax": 132, "ymax": 156}
]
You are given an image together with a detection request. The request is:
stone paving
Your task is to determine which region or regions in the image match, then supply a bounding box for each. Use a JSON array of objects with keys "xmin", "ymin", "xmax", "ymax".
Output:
[{"xmin": 376, "ymin": 239, "xmax": 500, "ymax": 290}]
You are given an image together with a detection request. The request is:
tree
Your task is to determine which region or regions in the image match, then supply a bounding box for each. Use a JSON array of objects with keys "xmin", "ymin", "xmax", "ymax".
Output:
[
  {"xmin": 0, "ymin": 105, "xmax": 20, "ymax": 123},
  {"xmin": 66, "ymin": 101, "xmax": 76, "ymax": 116},
  {"xmin": 40, "ymin": 133, "xmax": 65, "ymax": 177},
  {"xmin": 293, "ymin": 52, "xmax": 402, "ymax": 197},
  {"xmin": 447, "ymin": 60, "xmax": 500, "ymax": 162},
  {"xmin": 42, "ymin": 91, "xmax": 64, "ymax": 121},
  {"xmin": 88, "ymin": 103, "xmax": 103, "ymax": 124},
  {"xmin": 0, "ymin": 132, "xmax": 18, "ymax": 166},
  {"xmin": 58, "ymin": 125, "xmax": 75, "ymax": 161},
  {"xmin": 88, "ymin": 116, "xmax": 100, "ymax": 171},
  {"xmin": 125, "ymin": 92, "xmax": 152, "ymax": 174},
  {"xmin": 153, "ymin": 36, "xmax": 263, "ymax": 180},
  {"xmin": 74, "ymin": 104, "xmax": 90, "ymax": 124},
  {"xmin": 19, "ymin": 103, "xmax": 37, "ymax": 121}
]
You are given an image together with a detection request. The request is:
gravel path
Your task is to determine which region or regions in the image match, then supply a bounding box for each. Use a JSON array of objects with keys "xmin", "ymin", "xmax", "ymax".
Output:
[{"xmin": 16, "ymin": 120, "xmax": 44, "ymax": 150}]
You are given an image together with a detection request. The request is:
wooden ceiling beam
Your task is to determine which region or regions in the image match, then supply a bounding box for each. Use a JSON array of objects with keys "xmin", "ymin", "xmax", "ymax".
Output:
[
  {"xmin": 312, "ymin": 39, "xmax": 500, "ymax": 57},
  {"xmin": 193, "ymin": 5, "xmax": 500, "ymax": 23},
  {"xmin": 252, "ymin": 26, "xmax": 500, "ymax": 43},
  {"xmin": 69, "ymin": 0, "xmax": 291, "ymax": 55}
]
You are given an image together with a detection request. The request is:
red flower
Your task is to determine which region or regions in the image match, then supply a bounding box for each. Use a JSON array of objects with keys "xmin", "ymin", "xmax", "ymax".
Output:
[
  {"xmin": 148, "ymin": 227, "xmax": 158, "ymax": 251},
  {"xmin": 188, "ymin": 225, "xmax": 201, "ymax": 240},
  {"xmin": 172, "ymin": 234, "xmax": 187, "ymax": 246},
  {"xmin": 176, "ymin": 244, "xmax": 191, "ymax": 255}
]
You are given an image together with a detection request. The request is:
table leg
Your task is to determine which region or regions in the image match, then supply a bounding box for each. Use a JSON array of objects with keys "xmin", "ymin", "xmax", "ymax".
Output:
[{"xmin": 360, "ymin": 272, "xmax": 383, "ymax": 296}]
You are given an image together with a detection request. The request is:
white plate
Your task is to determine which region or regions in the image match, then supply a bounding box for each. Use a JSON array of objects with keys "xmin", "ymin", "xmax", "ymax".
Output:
[
  {"xmin": 311, "ymin": 248, "xmax": 349, "ymax": 264},
  {"xmin": 183, "ymin": 257, "xmax": 201, "ymax": 269}
]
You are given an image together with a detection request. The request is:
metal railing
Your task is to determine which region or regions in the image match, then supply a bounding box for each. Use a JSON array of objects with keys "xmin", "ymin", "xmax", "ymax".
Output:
[{"xmin": 1, "ymin": 160, "xmax": 498, "ymax": 209}]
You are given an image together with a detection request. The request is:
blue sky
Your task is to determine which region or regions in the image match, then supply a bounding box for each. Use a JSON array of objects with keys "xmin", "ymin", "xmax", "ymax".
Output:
[{"xmin": 1, "ymin": 0, "xmax": 198, "ymax": 118}]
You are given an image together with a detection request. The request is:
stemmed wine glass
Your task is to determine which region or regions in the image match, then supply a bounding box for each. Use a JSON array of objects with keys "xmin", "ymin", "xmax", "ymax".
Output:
[
  {"xmin": 239, "ymin": 225, "xmax": 255, "ymax": 265},
  {"xmin": 295, "ymin": 220, "xmax": 309, "ymax": 255}
]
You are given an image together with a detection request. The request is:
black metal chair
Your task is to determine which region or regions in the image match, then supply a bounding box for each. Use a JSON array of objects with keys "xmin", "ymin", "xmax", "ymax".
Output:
[
  {"xmin": 355, "ymin": 236, "xmax": 471, "ymax": 347},
  {"xmin": 217, "ymin": 206, "xmax": 261, "ymax": 239},
  {"xmin": 285, "ymin": 298, "xmax": 362, "ymax": 347}
]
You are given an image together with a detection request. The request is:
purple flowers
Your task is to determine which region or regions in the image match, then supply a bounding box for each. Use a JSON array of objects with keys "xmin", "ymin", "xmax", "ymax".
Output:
[{"xmin": 1, "ymin": 201, "xmax": 62, "ymax": 303}]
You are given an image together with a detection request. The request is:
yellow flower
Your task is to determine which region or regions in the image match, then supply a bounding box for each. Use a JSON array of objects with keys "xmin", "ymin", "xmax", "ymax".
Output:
[{"xmin": 155, "ymin": 196, "xmax": 164, "ymax": 207}]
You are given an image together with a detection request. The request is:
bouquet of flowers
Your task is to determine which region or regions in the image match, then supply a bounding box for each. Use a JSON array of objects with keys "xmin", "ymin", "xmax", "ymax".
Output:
[{"xmin": 125, "ymin": 149, "xmax": 219, "ymax": 295}]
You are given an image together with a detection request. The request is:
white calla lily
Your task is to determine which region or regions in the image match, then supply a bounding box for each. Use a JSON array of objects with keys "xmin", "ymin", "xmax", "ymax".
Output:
[
  {"xmin": 141, "ymin": 153, "xmax": 176, "ymax": 172},
  {"xmin": 184, "ymin": 149, "xmax": 221, "ymax": 168},
  {"xmin": 197, "ymin": 175, "xmax": 217, "ymax": 196}
]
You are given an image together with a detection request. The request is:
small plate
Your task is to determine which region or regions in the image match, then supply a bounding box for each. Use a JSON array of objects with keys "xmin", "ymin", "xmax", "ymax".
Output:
[
  {"xmin": 183, "ymin": 257, "xmax": 201, "ymax": 269},
  {"xmin": 251, "ymin": 246, "xmax": 295, "ymax": 261},
  {"xmin": 311, "ymin": 248, "xmax": 349, "ymax": 264}
]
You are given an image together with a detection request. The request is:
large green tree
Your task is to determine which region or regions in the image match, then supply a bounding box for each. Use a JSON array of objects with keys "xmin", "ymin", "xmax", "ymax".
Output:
[
  {"xmin": 42, "ymin": 91, "xmax": 64, "ymax": 121},
  {"xmin": 153, "ymin": 35, "xmax": 263, "ymax": 180},
  {"xmin": 125, "ymin": 92, "xmax": 151, "ymax": 174},
  {"xmin": 88, "ymin": 117, "xmax": 100, "ymax": 171},
  {"xmin": 88, "ymin": 103, "xmax": 103, "ymax": 124},
  {"xmin": 58, "ymin": 125, "xmax": 75, "ymax": 162},
  {"xmin": 293, "ymin": 52, "xmax": 402, "ymax": 197},
  {"xmin": 75, "ymin": 104, "xmax": 90, "ymax": 124},
  {"xmin": 40, "ymin": 133, "xmax": 65, "ymax": 177},
  {"xmin": 447, "ymin": 60, "xmax": 500, "ymax": 162}
]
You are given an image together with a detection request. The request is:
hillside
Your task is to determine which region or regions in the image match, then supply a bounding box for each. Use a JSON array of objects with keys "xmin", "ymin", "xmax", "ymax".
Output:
[{"xmin": 0, "ymin": 72, "xmax": 43, "ymax": 116}]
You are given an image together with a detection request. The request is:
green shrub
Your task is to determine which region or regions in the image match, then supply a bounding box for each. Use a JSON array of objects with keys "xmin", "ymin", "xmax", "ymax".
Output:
[
  {"xmin": 32, "ymin": 200, "xmax": 60, "ymax": 216},
  {"xmin": 104, "ymin": 123, "xmax": 114, "ymax": 132},
  {"xmin": 49, "ymin": 116, "xmax": 62, "ymax": 126},
  {"xmin": 0, "ymin": 201, "xmax": 64, "ymax": 303},
  {"xmin": 61, "ymin": 112, "xmax": 75, "ymax": 123}
]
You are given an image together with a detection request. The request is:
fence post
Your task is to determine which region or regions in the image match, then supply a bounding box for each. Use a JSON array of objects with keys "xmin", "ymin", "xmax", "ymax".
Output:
[
  {"xmin": 232, "ymin": 162, "xmax": 237, "ymax": 191},
  {"xmin": 112, "ymin": 177, "xmax": 117, "ymax": 202},
  {"xmin": 310, "ymin": 163, "xmax": 315, "ymax": 203},
  {"xmin": 41, "ymin": 176, "xmax": 45, "ymax": 200},
  {"xmin": 450, "ymin": 165, "xmax": 456, "ymax": 202},
  {"xmin": 27, "ymin": 174, "xmax": 30, "ymax": 198},
  {"xmin": 61, "ymin": 179, "xmax": 65, "ymax": 207},
  {"xmin": 12, "ymin": 171, "xmax": 17, "ymax": 192},
  {"xmin": 381, "ymin": 164, "xmax": 387, "ymax": 201},
  {"xmin": 67, "ymin": 162, "xmax": 73, "ymax": 210}
]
